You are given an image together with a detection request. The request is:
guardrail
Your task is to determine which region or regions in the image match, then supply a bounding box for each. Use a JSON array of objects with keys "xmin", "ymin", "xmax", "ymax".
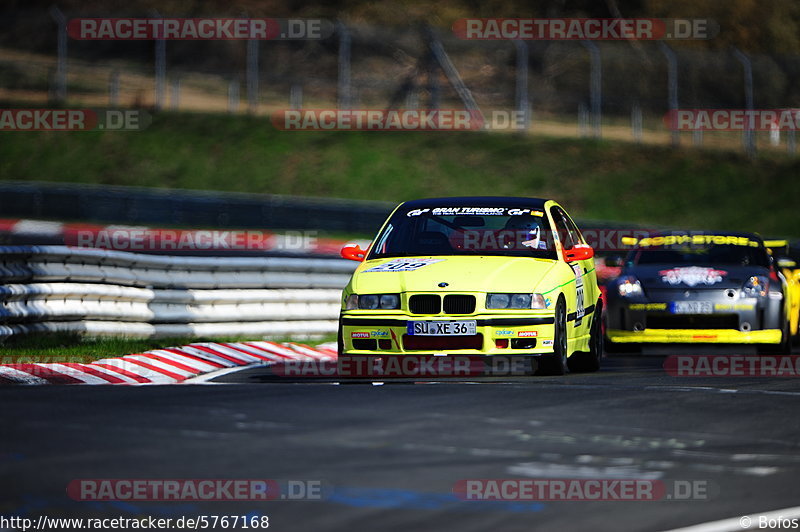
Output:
[
  {"xmin": 0, "ymin": 181, "xmax": 394, "ymax": 234},
  {"xmin": 0, "ymin": 246, "xmax": 356, "ymax": 339}
]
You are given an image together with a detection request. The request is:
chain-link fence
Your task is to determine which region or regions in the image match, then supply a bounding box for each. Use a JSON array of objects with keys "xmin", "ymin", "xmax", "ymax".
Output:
[{"xmin": 3, "ymin": 8, "xmax": 800, "ymax": 154}]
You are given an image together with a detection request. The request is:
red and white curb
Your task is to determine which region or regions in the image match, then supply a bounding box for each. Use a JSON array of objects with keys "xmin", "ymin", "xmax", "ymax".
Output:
[{"xmin": 0, "ymin": 341, "xmax": 338, "ymax": 385}]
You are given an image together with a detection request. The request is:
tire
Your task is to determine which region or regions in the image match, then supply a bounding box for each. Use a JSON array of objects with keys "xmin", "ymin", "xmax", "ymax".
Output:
[
  {"xmin": 337, "ymin": 314, "xmax": 344, "ymax": 356},
  {"xmin": 537, "ymin": 297, "xmax": 568, "ymax": 376},
  {"xmin": 568, "ymin": 302, "xmax": 602, "ymax": 373}
]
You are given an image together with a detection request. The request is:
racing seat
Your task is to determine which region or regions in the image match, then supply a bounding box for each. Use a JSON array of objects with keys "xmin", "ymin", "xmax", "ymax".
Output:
[{"xmin": 414, "ymin": 231, "xmax": 452, "ymax": 254}]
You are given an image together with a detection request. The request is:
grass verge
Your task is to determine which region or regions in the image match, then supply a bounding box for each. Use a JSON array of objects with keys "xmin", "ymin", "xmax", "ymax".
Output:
[{"xmin": 1, "ymin": 110, "xmax": 799, "ymax": 237}]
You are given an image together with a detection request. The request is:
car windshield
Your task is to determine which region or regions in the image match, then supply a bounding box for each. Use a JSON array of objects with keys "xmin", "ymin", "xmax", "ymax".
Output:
[
  {"xmin": 368, "ymin": 205, "xmax": 558, "ymax": 260},
  {"xmin": 630, "ymin": 235, "xmax": 770, "ymax": 268}
]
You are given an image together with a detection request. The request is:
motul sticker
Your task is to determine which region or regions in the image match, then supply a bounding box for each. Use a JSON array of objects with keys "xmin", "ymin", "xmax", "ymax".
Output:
[
  {"xmin": 351, "ymin": 332, "xmax": 370, "ymax": 338},
  {"xmin": 518, "ymin": 331, "xmax": 538, "ymax": 337},
  {"xmin": 659, "ymin": 266, "xmax": 727, "ymax": 287}
]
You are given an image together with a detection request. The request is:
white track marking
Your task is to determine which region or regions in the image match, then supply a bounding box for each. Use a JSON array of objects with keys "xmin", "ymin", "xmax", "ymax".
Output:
[{"xmin": 661, "ymin": 505, "xmax": 800, "ymax": 532}]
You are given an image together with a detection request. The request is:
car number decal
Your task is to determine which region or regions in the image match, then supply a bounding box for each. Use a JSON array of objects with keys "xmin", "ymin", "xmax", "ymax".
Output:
[{"xmin": 364, "ymin": 258, "xmax": 444, "ymax": 272}]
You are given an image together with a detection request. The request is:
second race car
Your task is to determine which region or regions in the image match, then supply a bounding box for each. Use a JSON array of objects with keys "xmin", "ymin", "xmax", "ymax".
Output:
[{"xmin": 605, "ymin": 231, "xmax": 791, "ymax": 353}]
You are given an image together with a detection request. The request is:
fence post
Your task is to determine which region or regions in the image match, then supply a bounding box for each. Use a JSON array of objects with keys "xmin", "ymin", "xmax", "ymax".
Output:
[
  {"xmin": 580, "ymin": 40, "xmax": 601, "ymax": 138},
  {"xmin": 337, "ymin": 21, "xmax": 351, "ymax": 109},
  {"xmin": 109, "ymin": 70, "xmax": 120, "ymax": 106},
  {"xmin": 514, "ymin": 40, "xmax": 530, "ymax": 131},
  {"xmin": 228, "ymin": 80, "xmax": 239, "ymax": 113},
  {"xmin": 693, "ymin": 129, "xmax": 703, "ymax": 147},
  {"xmin": 658, "ymin": 42, "xmax": 679, "ymax": 147},
  {"xmin": 732, "ymin": 47, "xmax": 756, "ymax": 158},
  {"xmin": 150, "ymin": 10, "xmax": 166, "ymax": 110},
  {"xmin": 246, "ymin": 38, "xmax": 259, "ymax": 113},
  {"xmin": 290, "ymin": 84, "xmax": 303, "ymax": 109},
  {"xmin": 631, "ymin": 104, "xmax": 642, "ymax": 143},
  {"xmin": 578, "ymin": 103, "xmax": 589, "ymax": 137},
  {"xmin": 170, "ymin": 77, "xmax": 180, "ymax": 110},
  {"xmin": 49, "ymin": 6, "xmax": 68, "ymax": 103}
]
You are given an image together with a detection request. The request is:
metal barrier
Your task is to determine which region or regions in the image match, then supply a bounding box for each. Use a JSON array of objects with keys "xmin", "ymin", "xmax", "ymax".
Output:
[
  {"xmin": 0, "ymin": 246, "xmax": 355, "ymax": 339},
  {"xmin": 0, "ymin": 181, "xmax": 394, "ymax": 234}
]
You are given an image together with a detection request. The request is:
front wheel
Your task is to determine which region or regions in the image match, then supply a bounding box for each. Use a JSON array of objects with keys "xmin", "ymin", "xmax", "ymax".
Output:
[
  {"xmin": 537, "ymin": 297, "xmax": 568, "ymax": 376},
  {"xmin": 568, "ymin": 303, "xmax": 602, "ymax": 373}
]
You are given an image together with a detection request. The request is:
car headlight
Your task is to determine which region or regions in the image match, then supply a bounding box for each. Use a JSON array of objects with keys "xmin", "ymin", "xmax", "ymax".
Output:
[
  {"xmin": 345, "ymin": 294, "xmax": 401, "ymax": 310},
  {"xmin": 487, "ymin": 293, "xmax": 546, "ymax": 309},
  {"xmin": 742, "ymin": 275, "xmax": 769, "ymax": 298},
  {"xmin": 617, "ymin": 275, "xmax": 643, "ymax": 297}
]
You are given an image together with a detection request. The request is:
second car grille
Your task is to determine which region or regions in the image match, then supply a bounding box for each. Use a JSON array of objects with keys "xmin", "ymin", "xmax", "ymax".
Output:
[
  {"xmin": 409, "ymin": 295, "xmax": 441, "ymax": 314},
  {"xmin": 443, "ymin": 295, "xmax": 476, "ymax": 314}
]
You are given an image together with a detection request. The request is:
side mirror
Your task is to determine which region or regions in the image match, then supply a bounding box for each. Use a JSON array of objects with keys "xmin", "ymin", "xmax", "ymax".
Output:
[
  {"xmin": 564, "ymin": 244, "xmax": 594, "ymax": 262},
  {"xmin": 341, "ymin": 243, "xmax": 366, "ymax": 262}
]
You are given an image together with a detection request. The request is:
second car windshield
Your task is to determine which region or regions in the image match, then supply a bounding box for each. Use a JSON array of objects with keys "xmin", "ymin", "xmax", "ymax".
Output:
[
  {"xmin": 368, "ymin": 206, "xmax": 558, "ymax": 260},
  {"xmin": 631, "ymin": 239, "xmax": 770, "ymax": 268}
]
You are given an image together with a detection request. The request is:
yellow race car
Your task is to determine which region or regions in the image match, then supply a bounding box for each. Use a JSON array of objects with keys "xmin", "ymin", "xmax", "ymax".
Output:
[
  {"xmin": 338, "ymin": 197, "xmax": 602, "ymax": 375},
  {"xmin": 765, "ymin": 239, "xmax": 800, "ymax": 343}
]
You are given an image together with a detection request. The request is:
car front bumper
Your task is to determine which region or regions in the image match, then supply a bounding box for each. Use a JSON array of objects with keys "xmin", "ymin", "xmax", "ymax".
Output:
[
  {"xmin": 606, "ymin": 328, "xmax": 782, "ymax": 344},
  {"xmin": 340, "ymin": 313, "xmax": 558, "ymax": 355}
]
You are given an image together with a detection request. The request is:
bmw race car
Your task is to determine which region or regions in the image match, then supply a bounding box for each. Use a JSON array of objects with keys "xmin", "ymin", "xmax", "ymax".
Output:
[
  {"xmin": 605, "ymin": 231, "xmax": 791, "ymax": 353},
  {"xmin": 337, "ymin": 197, "xmax": 603, "ymax": 375}
]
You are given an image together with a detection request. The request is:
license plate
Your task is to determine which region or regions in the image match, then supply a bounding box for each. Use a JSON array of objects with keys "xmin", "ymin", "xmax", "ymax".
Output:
[
  {"xmin": 407, "ymin": 320, "xmax": 477, "ymax": 336},
  {"xmin": 670, "ymin": 301, "xmax": 713, "ymax": 314}
]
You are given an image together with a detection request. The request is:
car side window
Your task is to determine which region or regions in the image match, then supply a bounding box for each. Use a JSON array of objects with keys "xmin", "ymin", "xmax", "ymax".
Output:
[
  {"xmin": 562, "ymin": 211, "xmax": 585, "ymax": 247},
  {"xmin": 549, "ymin": 207, "xmax": 575, "ymax": 250}
]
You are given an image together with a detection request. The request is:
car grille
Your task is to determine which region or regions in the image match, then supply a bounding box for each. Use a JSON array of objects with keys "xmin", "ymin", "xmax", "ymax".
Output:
[
  {"xmin": 409, "ymin": 295, "xmax": 442, "ymax": 314},
  {"xmin": 402, "ymin": 334, "xmax": 483, "ymax": 350},
  {"xmin": 443, "ymin": 295, "xmax": 476, "ymax": 314},
  {"xmin": 645, "ymin": 314, "xmax": 739, "ymax": 330}
]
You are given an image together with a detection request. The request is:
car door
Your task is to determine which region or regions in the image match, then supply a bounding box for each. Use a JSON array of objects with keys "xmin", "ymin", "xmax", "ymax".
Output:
[{"xmin": 550, "ymin": 206, "xmax": 595, "ymax": 341}]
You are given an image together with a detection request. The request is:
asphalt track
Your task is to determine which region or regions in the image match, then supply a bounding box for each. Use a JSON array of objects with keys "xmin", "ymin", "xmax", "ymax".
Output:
[{"xmin": 3, "ymin": 349, "xmax": 800, "ymax": 532}]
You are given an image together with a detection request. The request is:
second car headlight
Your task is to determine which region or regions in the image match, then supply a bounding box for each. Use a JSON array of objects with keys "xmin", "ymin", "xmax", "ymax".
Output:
[
  {"xmin": 487, "ymin": 293, "xmax": 546, "ymax": 309},
  {"xmin": 617, "ymin": 275, "xmax": 643, "ymax": 297},
  {"xmin": 345, "ymin": 294, "xmax": 401, "ymax": 310}
]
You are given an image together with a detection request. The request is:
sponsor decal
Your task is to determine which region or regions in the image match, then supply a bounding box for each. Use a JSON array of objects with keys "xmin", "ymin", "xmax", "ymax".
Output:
[
  {"xmin": 364, "ymin": 258, "xmax": 444, "ymax": 272},
  {"xmin": 406, "ymin": 207, "xmax": 538, "ymax": 217},
  {"xmin": 659, "ymin": 267, "xmax": 727, "ymax": 287},
  {"xmin": 370, "ymin": 330, "xmax": 390, "ymax": 338},
  {"xmin": 351, "ymin": 332, "xmax": 370, "ymax": 339},
  {"xmin": 638, "ymin": 235, "xmax": 759, "ymax": 248},
  {"xmin": 713, "ymin": 303, "xmax": 755, "ymax": 311},
  {"xmin": 518, "ymin": 331, "xmax": 538, "ymax": 337},
  {"xmin": 628, "ymin": 303, "xmax": 668, "ymax": 311},
  {"xmin": 495, "ymin": 330, "xmax": 514, "ymax": 336},
  {"xmin": 541, "ymin": 340, "xmax": 554, "ymax": 347}
]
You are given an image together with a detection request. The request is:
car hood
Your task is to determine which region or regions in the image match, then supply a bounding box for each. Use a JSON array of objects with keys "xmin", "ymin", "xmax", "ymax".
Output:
[
  {"xmin": 349, "ymin": 255, "xmax": 559, "ymax": 294},
  {"xmin": 625, "ymin": 265, "xmax": 769, "ymax": 290}
]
